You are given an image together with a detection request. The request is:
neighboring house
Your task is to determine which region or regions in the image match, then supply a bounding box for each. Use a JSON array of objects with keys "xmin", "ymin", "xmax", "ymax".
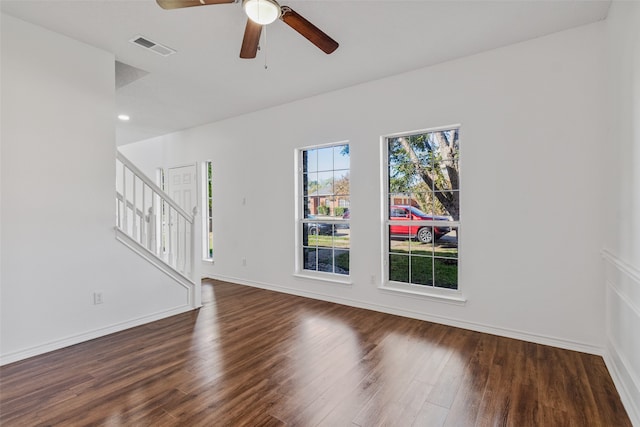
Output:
[
  {"xmin": 389, "ymin": 195, "xmax": 420, "ymax": 209},
  {"xmin": 307, "ymin": 182, "xmax": 350, "ymax": 217}
]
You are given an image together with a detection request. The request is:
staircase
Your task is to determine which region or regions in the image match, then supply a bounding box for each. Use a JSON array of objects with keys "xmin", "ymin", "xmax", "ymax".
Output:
[{"xmin": 115, "ymin": 151, "xmax": 201, "ymax": 308}]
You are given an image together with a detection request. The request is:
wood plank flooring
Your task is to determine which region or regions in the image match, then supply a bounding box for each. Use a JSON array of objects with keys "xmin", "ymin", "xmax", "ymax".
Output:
[{"xmin": 0, "ymin": 279, "xmax": 631, "ymax": 426}]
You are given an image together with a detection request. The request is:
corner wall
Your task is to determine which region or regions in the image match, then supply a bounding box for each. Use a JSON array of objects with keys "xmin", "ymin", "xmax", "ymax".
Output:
[
  {"xmin": 122, "ymin": 21, "xmax": 608, "ymax": 354},
  {"xmin": 0, "ymin": 14, "xmax": 191, "ymax": 365},
  {"xmin": 604, "ymin": 1, "xmax": 640, "ymax": 425}
]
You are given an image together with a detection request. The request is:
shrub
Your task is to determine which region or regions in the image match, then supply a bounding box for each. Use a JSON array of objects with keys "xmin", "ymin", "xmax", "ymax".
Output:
[
  {"xmin": 318, "ymin": 205, "xmax": 330, "ymax": 215},
  {"xmin": 334, "ymin": 207, "xmax": 347, "ymax": 216}
]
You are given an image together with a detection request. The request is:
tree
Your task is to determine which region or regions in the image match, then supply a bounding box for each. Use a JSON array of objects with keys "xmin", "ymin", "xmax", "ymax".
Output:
[
  {"xmin": 389, "ymin": 129, "xmax": 459, "ymax": 220},
  {"xmin": 307, "ymin": 179, "xmax": 320, "ymax": 195},
  {"xmin": 334, "ymin": 173, "xmax": 350, "ymax": 196}
]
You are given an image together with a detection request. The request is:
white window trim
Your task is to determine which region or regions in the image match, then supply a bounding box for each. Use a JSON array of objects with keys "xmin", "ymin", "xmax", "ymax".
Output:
[
  {"xmin": 379, "ymin": 283, "xmax": 466, "ymax": 304},
  {"xmin": 294, "ymin": 141, "xmax": 351, "ymax": 282},
  {"xmin": 380, "ymin": 126, "xmax": 465, "ymax": 302},
  {"xmin": 293, "ymin": 272, "xmax": 353, "ymax": 285}
]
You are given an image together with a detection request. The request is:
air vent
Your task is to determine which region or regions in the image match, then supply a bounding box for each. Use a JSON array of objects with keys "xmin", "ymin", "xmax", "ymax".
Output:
[{"xmin": 129, "ymin": 35, "xmax": 176, "ymax": 57}]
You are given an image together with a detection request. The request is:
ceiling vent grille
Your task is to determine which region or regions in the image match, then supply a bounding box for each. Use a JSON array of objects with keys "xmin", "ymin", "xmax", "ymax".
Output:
[{"xmin": 129, "ymin": 35, "xmax": 176, "ymax": 57}]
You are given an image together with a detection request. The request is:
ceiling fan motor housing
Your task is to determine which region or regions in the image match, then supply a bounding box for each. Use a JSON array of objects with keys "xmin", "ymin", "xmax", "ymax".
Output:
[{"xmin": 242, "ymin": 0, "xmax": 281, "ymax": 25}]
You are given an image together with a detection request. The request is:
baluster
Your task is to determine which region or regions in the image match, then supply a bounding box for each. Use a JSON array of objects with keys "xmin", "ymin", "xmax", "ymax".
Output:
[
  {"xmin": 185, "ymin": 216, "xmax": 189, "ymax": 274},
  {"xmin": 141, "ymin": 183, "xmax": 147, "ymax": 247},
  {"xmin": 190, "ymin": 206, "xmax": 198, "ymax": 279},
  {"xmin": 176, "ymin": 215, "xmax": 181, "ymax": 272},
  {"xmin": 132, "ymin": 175, "xmax": 138, "ymax": 241},
  {"xmin": 182, "ymin": 216, "xmax": 185, "ymax": 271},
  {"xmin": 176, "ymin": 214, "xmax": 182, "ymax": 272},
  {"xmin": 162, "ymin": 199, "xmax": 167, "ymax": 262},
  {"xmin": 153, "ymin": 192, "xmax": 160, "ymax": 256},
  {"xmin": 149, "ymin": 191, "xmax": 154, "ymax": 253},
  {"xmin": 168, "ymin": 206, "xmax": 174, "ymax": 267},
  {"xmin": 147, "ymin": 205, "xmax": 154, "ymax": 252},
  {"xmin": 116, "ymin": 195, "xmax": 121, "ymax": 229},
  {"xmin": 181, "ymin": 215, "xmax": 186, "ymax": 273},
  {"xmin": 122, "ymin": 166, "xmax": 128, "ymax": 233},
  {"xmin": 182, "ymin": 218, "xmax": 191, "ymax": 276},
  {"xmin": 176, "ymin": 210, "xmax": 180, "ymax": 270},
  {"xmin": 184, "ymin": 216, "xmax": 189, "ymax": 276},
  {"xmin": 182, "ymin": 218, "xmax": 190, "ymax": 276}
]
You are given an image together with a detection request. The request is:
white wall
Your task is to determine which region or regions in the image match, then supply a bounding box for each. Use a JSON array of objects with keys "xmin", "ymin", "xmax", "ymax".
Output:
[
  {"xmin": 604, "ymin": 1, "xmax": 640, "ymax": 425},
  {"xmin": 0, "ymin": 14, "xmax": 191, "ymax": 365},
  {"xmin": 122, "ymin": 21, "xmax": 608, "ymax": 354}
]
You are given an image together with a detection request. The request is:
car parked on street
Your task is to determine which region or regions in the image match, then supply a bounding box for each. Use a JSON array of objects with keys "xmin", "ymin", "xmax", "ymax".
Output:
[
  {"xmin": 389, "ymin": 205, "xmax": 451, "ymax": 244},
  {"xmin": 305, "ymin": 215, "xmax": 338, "ymax": 236},
  {"xmin": 307, "ymin": 211, "xmax": 350, "ymax": 235},
  {"xmin": 307, "ymin": 221, "xmax": 334, "ymax": 235}
]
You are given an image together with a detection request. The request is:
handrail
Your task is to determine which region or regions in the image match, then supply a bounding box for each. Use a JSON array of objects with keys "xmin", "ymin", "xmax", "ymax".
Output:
[{"xmin": 116, "ymin": 151, "xmax": 193, "ymax": 223}]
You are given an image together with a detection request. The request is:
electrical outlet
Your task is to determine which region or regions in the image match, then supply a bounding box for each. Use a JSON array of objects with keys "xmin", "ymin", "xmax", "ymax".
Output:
[
  {"xmin": 242, "ymin": 257, "xmax": 247, "ymax": 267},
  {"xmin": 370, "ymin": 275, "xmax": 376, "ymax": 285},
  {"xmin": 93, "ymin": 291, "xmax": 104, "ymax": 305}
]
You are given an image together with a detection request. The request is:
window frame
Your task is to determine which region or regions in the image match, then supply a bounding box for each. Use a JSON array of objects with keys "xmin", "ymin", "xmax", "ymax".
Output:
[
  {"xmin": 202, "ymin": 160, "xmax": 214, "ymax": 262},
  {"xmin": 380, "ymin": 125, "xmax": 465, "ymax": 303},
  {"xmin": 294, "ymin": 141, "xmax": 352, "ymax": 284}
]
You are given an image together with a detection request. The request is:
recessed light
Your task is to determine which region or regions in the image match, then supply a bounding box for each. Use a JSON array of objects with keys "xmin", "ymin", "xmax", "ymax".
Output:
[{"xmin": 118, "ymin": 114, "xmax": 130, "ymax": 121}]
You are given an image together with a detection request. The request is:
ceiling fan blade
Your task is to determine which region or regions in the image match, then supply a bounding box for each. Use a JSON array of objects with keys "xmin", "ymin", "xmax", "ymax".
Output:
[
  {"xmin": 156, "ymin": 0, "xmax": 234, "ymax": 10},
  {"xmin": 280, "ymin": 6, "xmax": 338, "ymax": 54},
  {"xmin": 240, "ymin": 19, "xmax": 262, "ymax": 59}
]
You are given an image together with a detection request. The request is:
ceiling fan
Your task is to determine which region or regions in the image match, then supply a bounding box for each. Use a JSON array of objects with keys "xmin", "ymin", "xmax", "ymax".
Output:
[{"xmin": 156, "ymin": 0, "xmax": 339, "ymax": 59}]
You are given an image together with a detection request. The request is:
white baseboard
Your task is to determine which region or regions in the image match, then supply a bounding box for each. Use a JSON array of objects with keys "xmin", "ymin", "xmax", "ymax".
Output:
[
  {"xmin": 602, "ymin": 249, "xmax": 640, "ymax": 426},
  {"xmin": 604, "ymin": 341, "xmax": 640, "ymax": 426},
  {"xmin": 0, "ymin": 304, "xmax": 194, "ymax": 366},
  {"xmin": 203, "ymin": 274, "xmax": 602, "ymax": 355}
]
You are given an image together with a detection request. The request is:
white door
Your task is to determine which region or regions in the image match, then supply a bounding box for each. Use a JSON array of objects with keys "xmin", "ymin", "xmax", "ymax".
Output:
[
  {"xmin": 166, "ymin": 165, "xmax": 197, "ymax": 272},
  {"xmin": 167, "ymin": 165, "xmax": 197, "ymax": 213}
]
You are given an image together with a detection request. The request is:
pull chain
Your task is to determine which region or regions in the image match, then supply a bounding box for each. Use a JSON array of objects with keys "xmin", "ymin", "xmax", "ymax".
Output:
[{"xmin": 263, "ymin": 25, "xmax": 268, "ymax": 70}]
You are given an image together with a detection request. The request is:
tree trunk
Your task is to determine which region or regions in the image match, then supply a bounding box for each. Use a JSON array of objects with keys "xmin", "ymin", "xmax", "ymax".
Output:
[{"xmin": 399, "ymin": 136, "xmax": 460, "ymax": 221}]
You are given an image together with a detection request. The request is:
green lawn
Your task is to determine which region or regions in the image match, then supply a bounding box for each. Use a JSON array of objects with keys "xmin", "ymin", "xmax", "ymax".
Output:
[
  {"xmin": 389, "ymin": 239, "xmax": 458, "ymax": 289},
  {"xmin": 305, "ymin": 234, "xmax": 457, "ymax": 288},
  {"xmin": 389, "ymin": 254, "xmax": 458, "ymax": 289},
  {"xmin": 307, "ymin": 234, "xmax": 350, "ymax": 248}
]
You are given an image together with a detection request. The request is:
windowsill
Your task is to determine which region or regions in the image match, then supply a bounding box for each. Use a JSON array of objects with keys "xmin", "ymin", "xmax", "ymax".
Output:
[
  {"xmin": 379, "ymin": 283, "xmax": 466, "ymax": 305},
  {"xmin": 294, "ymin": 272, "xmax": 353, "ymax": 286},
  {"xmin": 202, "ymin": 258, "xmax": 214, "ymax": 264}
]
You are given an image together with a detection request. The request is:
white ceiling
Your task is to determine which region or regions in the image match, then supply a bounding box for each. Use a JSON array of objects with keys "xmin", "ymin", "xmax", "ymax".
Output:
[{"xmin": 1, "ymin": 0, "xmax": 611, "ymax": 145}]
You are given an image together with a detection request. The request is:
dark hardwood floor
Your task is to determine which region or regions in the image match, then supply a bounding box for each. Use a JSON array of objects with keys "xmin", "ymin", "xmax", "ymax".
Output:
[{"xmin": 0, "ymin": 279, "xmax": 631, "ymax": 426}]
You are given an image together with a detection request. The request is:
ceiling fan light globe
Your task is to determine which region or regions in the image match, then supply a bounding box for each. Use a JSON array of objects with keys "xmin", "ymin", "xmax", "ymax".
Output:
[{"xmin": 243, "ymin": 0, "xmax": 280, "ymax": 25}]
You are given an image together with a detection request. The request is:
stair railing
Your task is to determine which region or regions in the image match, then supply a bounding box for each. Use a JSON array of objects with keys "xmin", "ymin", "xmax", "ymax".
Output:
[{"xmin": 115, "ymin": 151, "xmax": 198, "ymax": 282}]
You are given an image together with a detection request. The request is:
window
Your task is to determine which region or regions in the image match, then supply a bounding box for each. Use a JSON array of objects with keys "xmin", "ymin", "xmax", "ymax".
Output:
[
  {"xmin": 384, "ymin": 127, "xmax": 460, "ymax": 291},
  {"xmin": 298, "ymin": 143, "xmax": 350, "ymax": 277},
  {"xmin": 204, "ymin": 161, "xmax": 213, "ymax": 260}
]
